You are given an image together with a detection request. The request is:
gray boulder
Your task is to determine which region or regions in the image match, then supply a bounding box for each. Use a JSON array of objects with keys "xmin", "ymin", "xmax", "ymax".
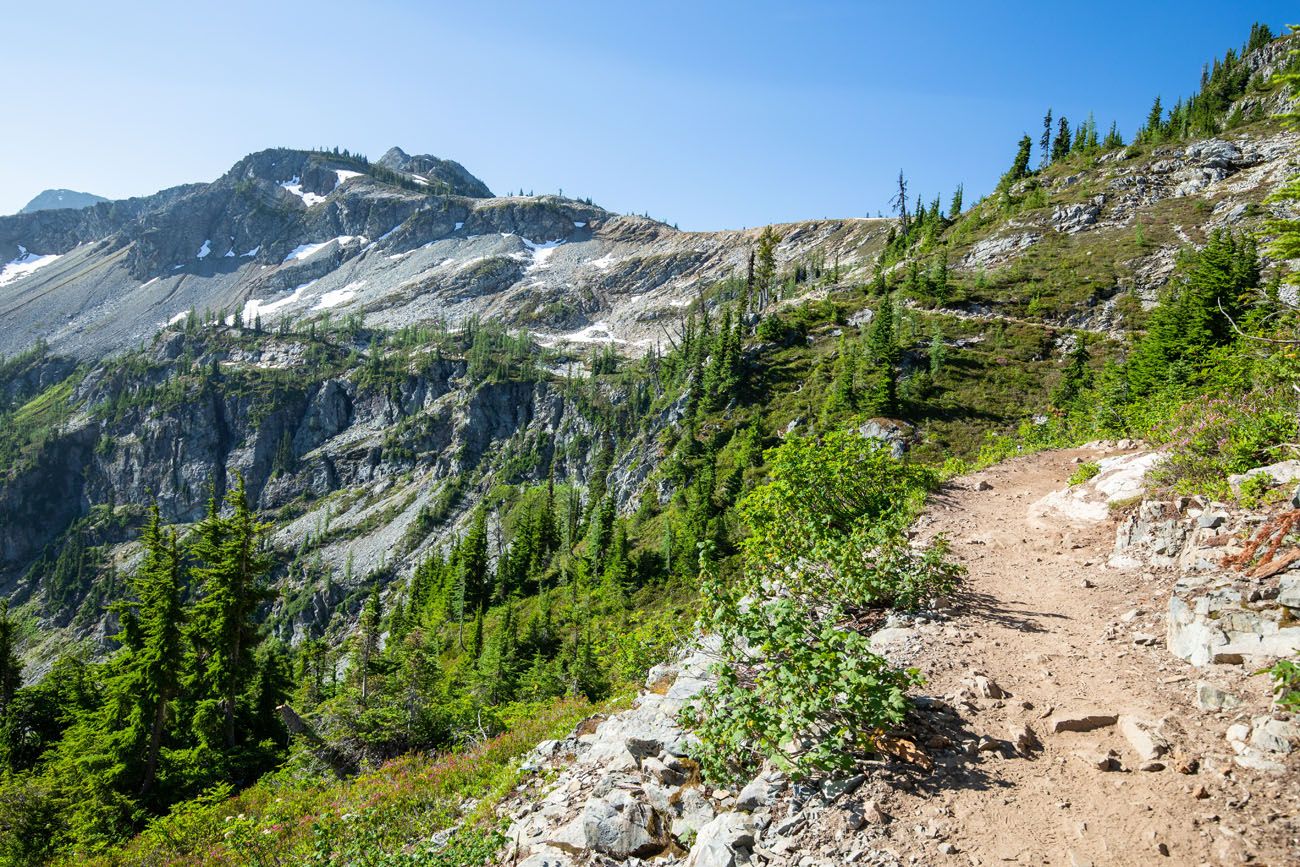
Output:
[
  {"xmin": 685, "ymin": 812, "xmax": 755, "ymax": 867},
  {"xmin": 581, "ymin": 788, "xmax": 668, "ymax": 859}
]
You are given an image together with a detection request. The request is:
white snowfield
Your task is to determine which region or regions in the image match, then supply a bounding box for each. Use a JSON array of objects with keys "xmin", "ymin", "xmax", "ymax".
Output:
[
  {"xmin": 522, "ymin": 237, "xmax": 564, "ymax": 270},
  {"xmin": 313, "ymin": 281, "xmax": 364, "ymax": 311},
  {"xmin": 282, "ymin": 236, "xmax": 365, "ymax": 263},
  {"xmin": 278, "ymin": 176, "xmax": 327, "ymax": 207},
  {"xmin": 242, "ymin": 280, "xmax": 318, "ymax": 325},
  {"xmin": 0, "ymin": 246, "xmax": 62, "ymax": 287}
]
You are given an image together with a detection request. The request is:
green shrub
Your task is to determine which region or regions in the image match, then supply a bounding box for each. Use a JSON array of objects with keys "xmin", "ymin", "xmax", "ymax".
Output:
[
  {"xmin": 1237, "ymin": 472, "xmax": 1274, "ymax": 507},
  {"xmin": 1068, "ymin": 462, "xmax": 1100, "ymax": 486},
  {"xmin": 1262, "ymin": 658, "xmax": 1300, "ymax": 712},
  {"xmin": 683, "ymin": 432, "xmax": 961, "ymax": 783}
]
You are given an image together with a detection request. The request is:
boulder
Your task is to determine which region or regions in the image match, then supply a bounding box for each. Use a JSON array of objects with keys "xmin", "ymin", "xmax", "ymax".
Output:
[
  {"xmin": 1278, "ymin": 576, "xmax": 1300, "ymax": 610},
  {"xmin": 1031, "ymin": 451, "xmax": 1167, "ymax": 526},
  {"xmin": 1184, "ymin": 138, "xmax": 1243, "ymax": 169},
  {"xmin": 685, "ymin": 813, "xmax": 755, "ymax": 867},
  {"xmin": 820, "ymin": 773, "xmax": 865, "ymax": 801},
  {"xmin": 581, "ymin": 788, "xmax": 668, "ymax": 859},
  {"xmin": 966, "ymin": 671, "xmax": 1009, "ymax": 699},
  {"xmin": 1051, "ymin": 198, "xmax": 1103, "ymax": 234},
  {"xmin": 1166, "ymin": 584, "xmax": 1300, "ymax": 666},
  {"xmin": 1227, "ymin": 460, "xmax": 1300, "ymax": 494},
  {"xmin": 1008, "ymin": 722, "xmax": 1042, "ymax": 754},
  {"xmin": 1250, "ymin": 717, "xmax": 1299, "ymax": 755},
  {"xmin": 736, "ymin": 771, "xmax": 786, "ymax": 811},
  {"xmin": 671, "ymin": 786, "xmax": 717, "ymax": 838},
  {"xmin": 855, "ymin": 418, "xmax": 916, "ymax": 458},
  {"xmin": 961, "ymin": 232, "xmax": 1041, "ymax": 269}
]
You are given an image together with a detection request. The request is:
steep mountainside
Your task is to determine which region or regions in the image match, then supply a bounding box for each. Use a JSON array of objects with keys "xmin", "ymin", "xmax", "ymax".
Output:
[
  {"xmin": 0, "ymin": 25, "xmax": 1297, "ymax": 867},
  {"xmin": 0, "ymin": 31, "xmax": 1296, "ymax": 662}
]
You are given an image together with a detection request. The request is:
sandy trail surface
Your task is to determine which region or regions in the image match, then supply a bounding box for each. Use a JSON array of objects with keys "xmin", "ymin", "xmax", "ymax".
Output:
[{"xmin": 890, "ymin": 446, "xmax": 1297, "ymax": 865}]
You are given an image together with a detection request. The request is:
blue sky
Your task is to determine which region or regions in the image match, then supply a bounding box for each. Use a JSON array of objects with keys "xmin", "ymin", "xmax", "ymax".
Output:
[{"xmin": 2, "ymin": 1, "xmax": 1294, "ymax": 229}]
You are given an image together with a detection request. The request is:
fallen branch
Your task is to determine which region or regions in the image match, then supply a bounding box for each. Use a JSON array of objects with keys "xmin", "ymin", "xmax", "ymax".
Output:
[{"xmin": 1223, "ymin": 509, "xmax": 1300, "ymax": 575}]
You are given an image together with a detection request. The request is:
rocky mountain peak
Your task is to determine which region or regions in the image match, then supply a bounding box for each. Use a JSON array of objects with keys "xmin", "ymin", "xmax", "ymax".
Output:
[
  {"xmin": 377, "ymin": 146, "xmax": 493, "ymax": 197},
  {"xmin": 18, "ymin": 189, "xmax": 109, "ymax": 215}
]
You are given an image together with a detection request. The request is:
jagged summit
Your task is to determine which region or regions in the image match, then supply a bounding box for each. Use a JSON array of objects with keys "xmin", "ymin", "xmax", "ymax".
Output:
[
  {"xmin": 18, "ymin": 189, "xmax": 109, "ymax": 215},
  {"xmin": 377, "ymin": 146, "xmax": 494, "ymax": 198},
  {"xmin": 0, "ymin": 141, "xmax": 881, "ymax": 361}
]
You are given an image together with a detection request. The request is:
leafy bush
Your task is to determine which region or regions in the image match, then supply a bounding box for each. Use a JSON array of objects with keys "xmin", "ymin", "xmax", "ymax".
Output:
[
  {"xmin": 1068, "ymin": 462, "xmax": 1100, "ymax": 486},
  {"xmin": 755, "ymin": 312, "xmax": 806, "ymax": 347},
  {"xmin": 1262, "ymin": 658, "xmax": 1300, "ymax": 712},
  {"xmin": 684, "ymin": 432, "xmax": 961, "ymax": 783},
  {"xmin": 1149, "ymin": 389, "xmax": 1296, "ymax": 498}
]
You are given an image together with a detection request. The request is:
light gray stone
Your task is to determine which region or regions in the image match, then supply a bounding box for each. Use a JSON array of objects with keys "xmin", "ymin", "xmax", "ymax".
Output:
[
  {"xmin": 581, "ymin": 788, "xmax": 668, "ymax": 859},
  {"xmin": 685, "ymin": 813, "xmax": 755, "ymax": 867},
  {"xmin": 1228, "ymin": 460, "xmax": 1300, "ymax": 494},
  {"xmin": 1194, "ymin": 682, "xmax": 1241, "ymax": 712},
  {"xmin": 1278, "ymin": 576, "xmax": 1300, "ymax": 610},
  {"xmin": 1008, "ymin": 722, "xmax": 1042, "ymax": 754},
  {"xmin": 1250, "ymin": 717, "xmax": 1299, "ymax": 754},
  {"xmin": 820, "ymin": 773, "xmax": 866, "ymax": 801},
  {"xmin": 736, "ymin": 772, "xmax": 785, "ymax": 811},
  {"xmin": 1119, "ymin": 716, "xmax": 1170, "ymax": 762},
  {"xmin": 1196, "ymin": 513, "xmax": 1225, "ymax": 530}
]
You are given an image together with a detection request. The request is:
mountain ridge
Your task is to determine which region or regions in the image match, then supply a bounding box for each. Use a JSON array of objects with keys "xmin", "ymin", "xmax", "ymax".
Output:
[{"xmin": 17, "ymin": 189, "xmax": 109, "ymax": 215}]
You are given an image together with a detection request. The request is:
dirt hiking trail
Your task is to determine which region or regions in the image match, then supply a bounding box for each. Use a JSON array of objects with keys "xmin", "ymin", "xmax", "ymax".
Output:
[{"xmin": 889, "ymin": 446, "xmax": 1297, "ymax": 866}]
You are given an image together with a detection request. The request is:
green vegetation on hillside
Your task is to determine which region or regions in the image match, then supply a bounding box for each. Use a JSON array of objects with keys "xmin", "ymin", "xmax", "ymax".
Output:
[{"xmin": 0, "ymin": 20, "xmax": 1296, "ymax": 867}]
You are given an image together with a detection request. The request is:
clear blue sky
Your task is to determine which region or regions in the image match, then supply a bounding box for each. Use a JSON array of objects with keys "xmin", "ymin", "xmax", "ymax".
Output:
[{"xmin": 2, "ymin": 1, "xmax": 1294, "ymax": 230}]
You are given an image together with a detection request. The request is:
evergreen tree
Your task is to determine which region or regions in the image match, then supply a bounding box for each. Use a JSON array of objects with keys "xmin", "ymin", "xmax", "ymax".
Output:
[
  {"xmin": 184, "ymin": 478, "xmax": 274, "ymax": 751},
  {"xmin": 1125, "ymin": 230, "xmax": 1257, "ymax": 397},
  {"xmin": 352, "ymin": 586, "xmax": 382, "ymax": 703},
  {"xmin": 891, "ymin": 170, "xmax": 910, "ymax": 237},
  {"xmin": 1039, "ymin": 108, "xmax": 1053, "ymax": 169},
  {"xmin": 478, "ymin": 599, "xmax": 518, "ymax": 704},
  {"xmin": 823, "ymin": 334, "xmax": 861, "ymax": 420},
  {"xmin": 754, "ymin": 226, "xmax": 780, "ymax": 308},
  {"xmin": 459, "ymin": 508, "xmax": 491, "ymax": 612},
  {"xmin": 394, "ymin": 628, "xmax": 441, "ymax": 740},
  {"xmin": 865, "ymin": 295, "xmax": 900, "ymax": 415},
  {"xmin": 1265, "ymin": 26, "xmax": 1300, "ymax": 289},
  {"xmin": 1051, "ymin": 336, "xmax": 1093, "ymax": 411},
  {"xmin": 1142, "ymin": 96, "xmax": 1164, "ymax": 142},
  {"xmin": 997, "ymin": 135, "xmax": 1034, "ymax": 191},
  {"xmin": 0, "ymin": 600, "xmax": 23, "ymax": 737},
  {"xmin": 1102, "ymin": 121, "xmax": 1125, "ymax": 150},
  {"xmin": 118, "ymin": 505, "xmax": 185, "ymax": 798},
  {"xmin": 928, "ymin": 324, "xmax": 947, "ymax": 376},
  {"xmin": 249, "ymin": 641, "xmax": 291, "ymax": 746},
  {"xmin": 948, "ymin": 184, "xmax": 963, "ymax": 218},
  {"xmin": 1052, "ymin": 116, "xmax": 1072, "ymax": 162},
  {"xmin": 586, "ymin": 494, "xmax": 616, "ymax": 570}
]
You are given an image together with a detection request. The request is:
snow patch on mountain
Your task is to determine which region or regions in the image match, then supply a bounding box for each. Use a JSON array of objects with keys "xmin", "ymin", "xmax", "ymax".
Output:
[
  {"xmin": 242, "ymin": 280, "xmax": 318, "ymax": 325},
  {"xmin": 279, "ymin": 177, "xmax": 326, "ymax": 207},
  {"xmin": 0, "ymin": 246, "xmax": 62, "ymax": 287},
  {"xmin": 282, "ymin": 237, "xmax": 363, "ymax": 264},
  {"xmin": 522, "ymin": 237, "xmax": 564, "ymax": 271},
  {"xmin": 314, "ymin": 280, "xmax": 364, "ymax": 311}
]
